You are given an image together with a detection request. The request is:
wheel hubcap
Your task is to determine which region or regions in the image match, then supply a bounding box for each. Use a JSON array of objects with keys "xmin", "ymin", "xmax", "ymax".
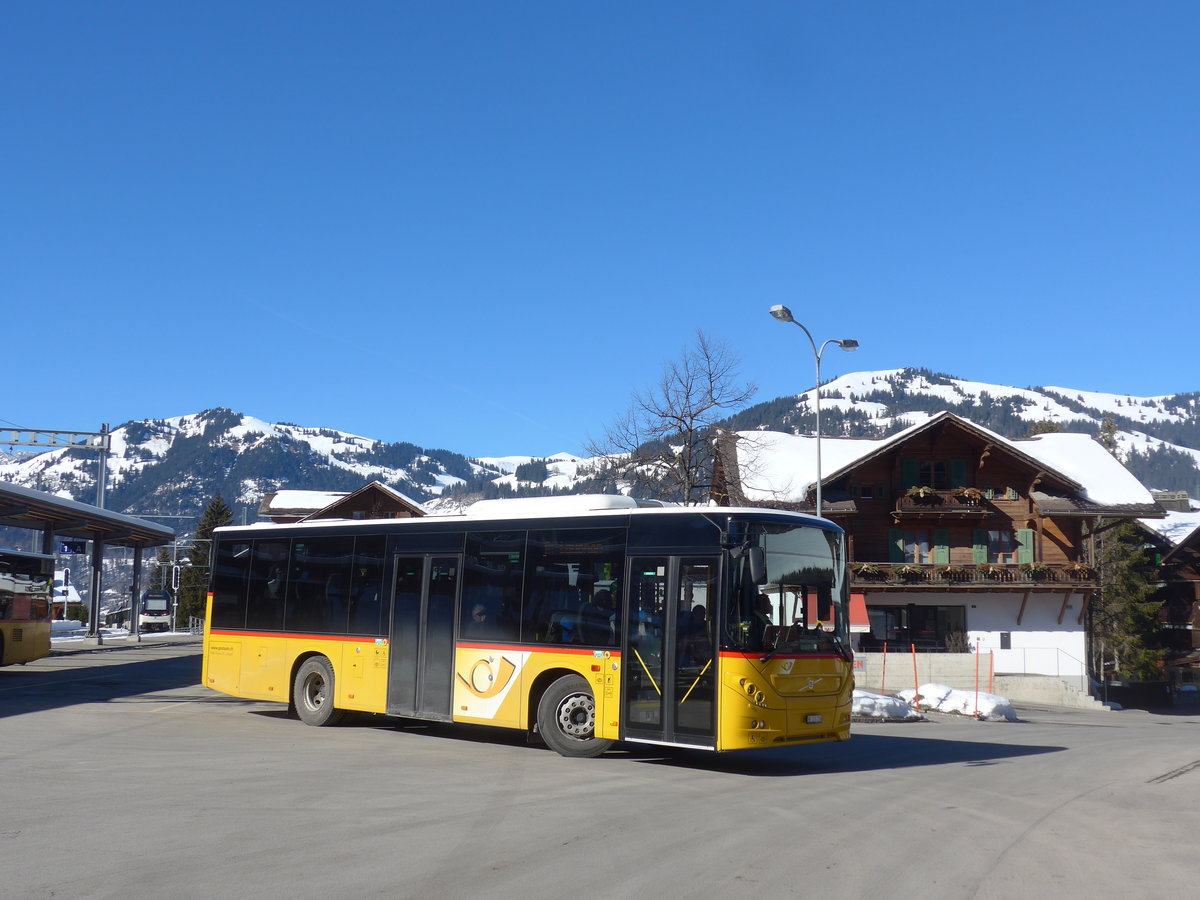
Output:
[
  {"xmin": 556, "ymin": 692, "xmax": 595, "ymax": 740},
  {"xmin": 305, "ymin": 675, "xmax": 326, "ymax": 709}
]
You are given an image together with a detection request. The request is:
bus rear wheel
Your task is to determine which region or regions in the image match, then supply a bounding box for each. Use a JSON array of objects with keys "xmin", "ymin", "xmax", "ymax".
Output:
[
  {"xmin": 293, "ymin": 657, "xmax": 346, "ymax": 727},
  {"xmin": 537, "ymin": 674, "xmax": 612, "ymax": 758}
]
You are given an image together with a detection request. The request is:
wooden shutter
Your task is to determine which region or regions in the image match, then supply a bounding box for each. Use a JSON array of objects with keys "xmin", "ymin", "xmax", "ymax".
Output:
[
  {"xmin": 950, "ymin": 459, "xmax": 968, "ymax": 489},
  {"xmin": 901, "ymin": 459, "xmax": 919, "ymax": 489},
  {"xmin": 888, "ymin": 528, "xmax": 905, "ymax": 562},
  {"xmin": 972, "ymin": 529, "xmax": 988, "ymax": 564},
  {"xmin": 933, "ymin": 529, "xmax": 950, "ymax": 565},
  {"xmin": 1017, "ymin": 529, "xmax": 1035, "ymax": 564}
]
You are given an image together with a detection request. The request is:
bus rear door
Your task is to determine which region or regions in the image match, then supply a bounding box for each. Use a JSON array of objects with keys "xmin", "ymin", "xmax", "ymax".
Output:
[{"xmin": 386, "ymin": 554, "xmax": 460, "ymax": 721}]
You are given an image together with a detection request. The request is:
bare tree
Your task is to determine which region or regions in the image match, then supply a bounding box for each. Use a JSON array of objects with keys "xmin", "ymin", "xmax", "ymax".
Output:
[{"xmin": 586, "ymin": 331, "xmax": 756, "ymax": 504}]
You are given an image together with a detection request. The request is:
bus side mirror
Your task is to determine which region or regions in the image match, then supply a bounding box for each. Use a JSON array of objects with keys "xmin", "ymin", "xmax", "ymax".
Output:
[{"xmin": 749, "ymin": 548, "xmax": 767, "ymax": 585}]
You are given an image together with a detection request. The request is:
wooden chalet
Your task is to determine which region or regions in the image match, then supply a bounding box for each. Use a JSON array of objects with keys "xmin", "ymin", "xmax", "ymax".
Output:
[
  {"xmin": 1141, "ymin": 517, "xmax": 1200, "ymax": 696},
  {"xmin": 257, "ymin": 482, "xmax": 426, "ymax": 524},
  {"xmin": 715, "ymin": 412, "xmax": 1164, "ymax": 687}
]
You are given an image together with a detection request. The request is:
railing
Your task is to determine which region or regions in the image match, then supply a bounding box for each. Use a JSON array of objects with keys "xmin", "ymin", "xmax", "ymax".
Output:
[
  {"xmin": 851, "ymin": 562, "xmax": 1096, "ymax": 586},
  {"xmin": 895, "ymin": 489, "xmax": 991, "ymax": 512},
  {"xmin": 188, "ymin": 616, "xmax": 205, "ymax": 635}
]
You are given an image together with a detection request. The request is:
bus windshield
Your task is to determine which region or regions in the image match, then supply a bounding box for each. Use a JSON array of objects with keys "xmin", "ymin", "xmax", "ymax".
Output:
[{"xmin": 725, "ymin": 520, "xmax": 849, "ymax": 657}]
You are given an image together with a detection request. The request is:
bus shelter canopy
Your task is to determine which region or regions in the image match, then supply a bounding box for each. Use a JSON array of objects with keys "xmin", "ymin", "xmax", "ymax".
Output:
[{"xmin": 0, "ymin": 481, "xmax": 174, "ymax": 549}]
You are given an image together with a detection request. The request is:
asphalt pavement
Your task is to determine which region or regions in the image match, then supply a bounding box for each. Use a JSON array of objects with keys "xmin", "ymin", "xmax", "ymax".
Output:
[{"xmin": 3, "ymin": 639, "xmax": 1198, "ymax": 899}]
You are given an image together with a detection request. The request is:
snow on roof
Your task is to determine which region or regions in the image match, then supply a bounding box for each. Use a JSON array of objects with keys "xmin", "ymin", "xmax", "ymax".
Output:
[
  {"xmin": 735, "ymin": 431, "xmax": 877, "ymax": 502},
  {"xmin": 1006, "ymin": 432, "xmax": 1155, "ymax": 506},
  {"xmin": 265, "ymin": 490, "xmax": 346, "ymax": 511},
  {"xmin": 1141, "ymin": 509, "xmax": 1200, "ymax": 545}
]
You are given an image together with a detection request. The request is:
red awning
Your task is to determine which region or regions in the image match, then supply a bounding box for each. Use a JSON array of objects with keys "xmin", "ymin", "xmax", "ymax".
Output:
[
  {"xmin": 802, "ymin": 592, "xmax": 871, "ymax": 633},
  {"xmin": 849, "ymin": 592, "xmax": 870, "ymax": 633}
]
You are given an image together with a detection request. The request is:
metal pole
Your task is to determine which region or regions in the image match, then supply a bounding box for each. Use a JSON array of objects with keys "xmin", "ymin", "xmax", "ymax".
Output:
[
  {"xmin": 769, "ymin": 306, "xmax": 857, "ymax": 520},
  {"xmin": 95, "ymin": 424, "xmax": 109, "ymax": 509},
  {"xmin": 131, "ymin": 545, "xmax": 143, "ymax": 644},
  {"xmin": 814, "ymin": 348, "xmax": 823, "ymax": 517},
  {"xmin": 789, "ymin": 321, "xmax": 823, "ymax": 516},
  {"xmin": 88, "ymin": 534, "xmax": 103, "ymax": 643}
]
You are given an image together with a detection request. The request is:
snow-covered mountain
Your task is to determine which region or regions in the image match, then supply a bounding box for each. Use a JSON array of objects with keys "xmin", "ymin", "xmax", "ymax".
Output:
[
  {"xmin": 0, "ymin": 408, "xmax": 603, "ymax": 528},
  {"xmin": 2, "ymin": 369, "xmax": 1197, "ymax": 531},
  {"xmin": 726, "ymin": 368, "xmax": 1200, "ymax": 495}
]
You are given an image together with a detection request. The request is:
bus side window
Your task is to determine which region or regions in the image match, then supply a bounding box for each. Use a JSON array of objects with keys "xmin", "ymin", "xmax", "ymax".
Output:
[
  {"xmin": 522, "ymin": 528, "xmax": 623, "ymax": 647},
  {"xmin": 286, "ymin": 537, "xmax": 354, "ymax": 634},
  {"xmin": 348, "ymin": 535, "xmax": 386, "ymax": 636},
  {"xmin": 246, "ymin": 540, "xmax": 290, "ymax": 631},
  {"xmin": 211, "ymin": 541, "xmax": 251, "ymax": 629},
  {"xmin": 463, "ymin": 533, "xmax": 524, "ymax": 642}
]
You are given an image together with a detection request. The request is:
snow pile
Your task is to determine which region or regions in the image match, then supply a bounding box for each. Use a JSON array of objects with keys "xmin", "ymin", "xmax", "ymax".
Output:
[
  {"xmin": 898, "ymin": 683, "xmax": 1018, "ymax": 721},
  {"xmin": 852, "ymin": 689, "xmax": 924, "ymax": 720}
]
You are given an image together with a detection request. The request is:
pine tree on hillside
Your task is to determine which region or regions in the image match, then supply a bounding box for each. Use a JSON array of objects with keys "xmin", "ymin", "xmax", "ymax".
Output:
[
  {"xmin": 1098, "ymin": 415, "xmax": 1120, "ymax": 456},
  {"xmin": 176, "ymin": 494, "xmax": 233, "ymax": 627},
  {"xmin": 1026, "ymin": 420, "xmax": 1063, "ymax": 437}
]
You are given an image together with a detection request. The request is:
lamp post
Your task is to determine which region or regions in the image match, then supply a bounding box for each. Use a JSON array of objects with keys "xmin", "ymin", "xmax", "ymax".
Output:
[{"xmin": 769, "ymin": 304, "xmax": 859, "ymax": 517}]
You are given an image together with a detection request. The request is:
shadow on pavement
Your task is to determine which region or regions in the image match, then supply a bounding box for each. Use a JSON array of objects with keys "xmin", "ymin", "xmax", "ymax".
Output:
[
  {"xmin": 235, "ymin": 709, "xmax": 1066, "ymax": 775},
  {"xmin": 0, "ymin": 653, "xmax": 203, "ymax": 719},
  {"xmin": 629, "ymin": 731, "xmax": 1066, "ymax": 776}
]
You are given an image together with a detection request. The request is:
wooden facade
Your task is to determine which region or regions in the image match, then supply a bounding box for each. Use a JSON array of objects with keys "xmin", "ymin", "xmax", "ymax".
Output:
[
  {"xmin": 715, "ymin": 413, "xmax": 1164, "ymax": 666},
  {"xmin": 1150, "ymin": 524, "xmax": 1200, "ymax": 653}
]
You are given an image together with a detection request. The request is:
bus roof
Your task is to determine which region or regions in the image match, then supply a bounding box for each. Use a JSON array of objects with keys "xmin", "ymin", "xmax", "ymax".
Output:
[{"xmin": 212, "ymin": 495, "xmax": 841, "ymax": 534}]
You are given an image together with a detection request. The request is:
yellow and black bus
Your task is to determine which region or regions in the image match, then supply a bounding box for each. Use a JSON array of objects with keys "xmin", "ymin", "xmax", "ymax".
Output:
[
  {"xmin": 202, "ymin": 496, "xmax": 853, "ymax": 757},
  {"xmin": 0, "ymin": 549, "xmax": 54, "ymax": 667}
]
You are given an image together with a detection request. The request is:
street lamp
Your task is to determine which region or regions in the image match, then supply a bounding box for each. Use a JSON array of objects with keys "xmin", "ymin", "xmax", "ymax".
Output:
[{"xmin": 769, "ymin": 304, "xmax": 859, "ymax": 517}]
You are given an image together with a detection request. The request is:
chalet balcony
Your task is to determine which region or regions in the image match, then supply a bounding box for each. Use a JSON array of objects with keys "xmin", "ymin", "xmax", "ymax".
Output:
[
  {"xmin": 850, "ymin": 562, "xmax": 1097, "ymax": 588},
  {"xmin": 894, "ymin": 488, "xmax": 992, "ymax": 515}
]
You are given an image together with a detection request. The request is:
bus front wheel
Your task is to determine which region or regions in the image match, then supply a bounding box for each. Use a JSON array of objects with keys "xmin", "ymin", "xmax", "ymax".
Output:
[
  {"xmin": 293, "ymin": 657, "xmax": 346, "ymax": 727},
  {"xmin": 537, "ymin": 674, "xmax": 612, "ymax": 758}
]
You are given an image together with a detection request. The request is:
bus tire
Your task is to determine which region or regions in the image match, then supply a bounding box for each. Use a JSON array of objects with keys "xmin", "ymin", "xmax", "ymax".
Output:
[
  {"xmin": 293, "ymin": 657, "xmax": 346, "ymax": 727},
  {"xmin": 537, "ymin": 674, "xmax": 612, "ymax": 758}
]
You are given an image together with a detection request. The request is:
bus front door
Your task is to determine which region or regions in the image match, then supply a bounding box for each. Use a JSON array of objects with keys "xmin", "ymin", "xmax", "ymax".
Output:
[
  {"xmin": 387, "ymin": 554, "xmax": 460, "ymax": 721},
  {"xmin": 622, "ymin": 556, "xmax": 718, "ymax": 748}
]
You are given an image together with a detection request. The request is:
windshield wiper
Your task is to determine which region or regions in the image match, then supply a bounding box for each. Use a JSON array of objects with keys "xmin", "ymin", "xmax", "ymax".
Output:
[{"xmin": 830, "ymin": 635, "xmax": 854, "ymax": 664}]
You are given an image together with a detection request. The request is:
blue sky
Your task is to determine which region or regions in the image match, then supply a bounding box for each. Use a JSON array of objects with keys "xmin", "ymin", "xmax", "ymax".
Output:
[{"xmin": 4, "ymin": 3, "xmax": 1198, "ymax": 458}]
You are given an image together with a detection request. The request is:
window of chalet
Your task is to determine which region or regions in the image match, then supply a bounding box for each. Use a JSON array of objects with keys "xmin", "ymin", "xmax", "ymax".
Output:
[
  {"xmin": 891, "ymin": 528, "xmax": 950, "ymax": 565},
  {"xmin": 987, "ymin": 531, "xmax": 1017, "ymax": 565},
  {"xmin": 919, "ymin": 462, "xmax": 947, "ymax": 489},
  {"xmin": 903, "ymin": 530, "xmax": 932, "ymax": 564},
  {"xmin": 973, "ymin": 528, "xmax": 1034, "ymax": 565},
  {"xmin": 901, "ymin": 459, "xmax": 969, "ymax": 490}
]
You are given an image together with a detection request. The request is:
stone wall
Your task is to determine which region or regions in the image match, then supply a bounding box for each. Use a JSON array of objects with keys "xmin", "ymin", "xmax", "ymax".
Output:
[{"xmin": 854, "ymin": 651, "xmax": 1107, "ymax": 710}]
